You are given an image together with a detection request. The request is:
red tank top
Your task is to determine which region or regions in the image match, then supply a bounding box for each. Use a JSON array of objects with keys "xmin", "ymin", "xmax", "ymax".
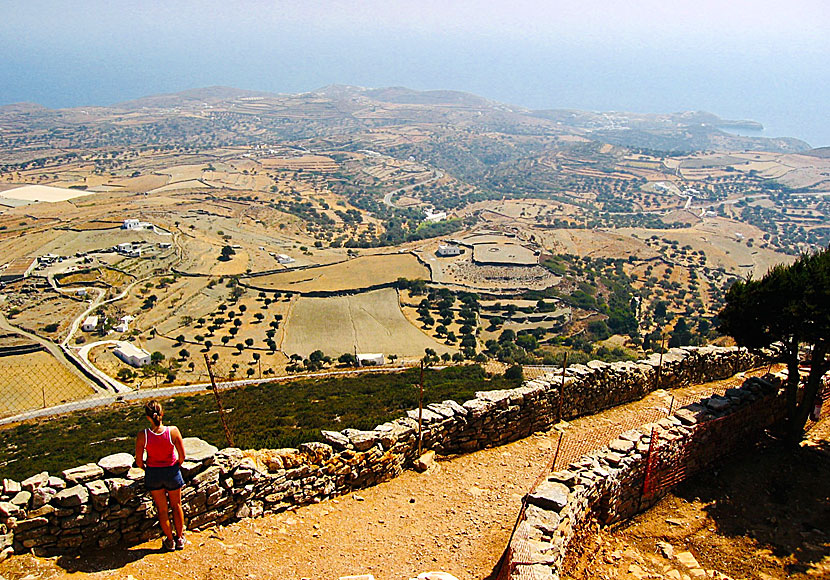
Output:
[{"xmin": 144, "ymin": 426, "xmax": 178, "ymax": 467}]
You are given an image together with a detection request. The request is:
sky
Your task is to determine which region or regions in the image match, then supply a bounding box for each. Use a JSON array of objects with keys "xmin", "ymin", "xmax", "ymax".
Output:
[{"xmin": 1, "ymin": 0, "xmax": 829, "ymax": 145}]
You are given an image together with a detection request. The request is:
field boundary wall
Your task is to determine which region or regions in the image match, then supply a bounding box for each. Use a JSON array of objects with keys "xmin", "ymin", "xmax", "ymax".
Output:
[
  {"xmin": 0, "ymin": 345, "xmax": 769, "ymax": 558},
  {"xmin": 498, "ymin": 373, "xmax": 786, "ymax": 580}
]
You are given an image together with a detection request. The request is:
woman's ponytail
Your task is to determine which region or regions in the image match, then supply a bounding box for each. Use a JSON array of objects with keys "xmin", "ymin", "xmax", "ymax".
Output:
[{"xmin": 144, "ymin": 400, "xmax": 163, "ymax": 426}]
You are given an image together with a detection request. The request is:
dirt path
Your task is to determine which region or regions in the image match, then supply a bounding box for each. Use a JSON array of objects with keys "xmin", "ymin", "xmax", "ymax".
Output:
[{"xmin": 0, "ymin": 369, "xmax": 777, "ymax": 580}]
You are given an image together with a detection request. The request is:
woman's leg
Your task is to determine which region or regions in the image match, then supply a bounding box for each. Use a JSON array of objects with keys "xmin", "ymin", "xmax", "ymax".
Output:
[
  {"xmin": 167, "ymin": 487, "xmax": 185, "ymax": 539},
  {"xmin": 149, "ymin": 489, "xmax": 174, "ymax": 541}
]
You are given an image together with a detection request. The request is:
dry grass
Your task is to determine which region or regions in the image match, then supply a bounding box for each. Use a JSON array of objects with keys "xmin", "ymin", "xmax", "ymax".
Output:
[
  {"xmin": 0, "ymin": 351, "xmax": 94, "ymax": 417},
  {"xmin": 282, "ymin": 287, "xmax": 452, "ymax": 358},
  {"xmin": 252, "ymin": 254, "xmax": 429, "ymax": 293}
]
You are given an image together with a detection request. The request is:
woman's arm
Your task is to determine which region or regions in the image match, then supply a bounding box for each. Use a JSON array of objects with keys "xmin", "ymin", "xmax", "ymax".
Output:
[
  {"xmin": 135, "ymin": 431, "xmax": 145, "ymax": 469},
  {"xmin": 171, "ymin": 426, "xmax": 186, "ymax": 465}
]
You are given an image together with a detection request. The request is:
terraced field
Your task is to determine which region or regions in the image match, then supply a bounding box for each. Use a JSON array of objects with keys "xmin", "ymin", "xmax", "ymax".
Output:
[{"xmin": 282, "ymin": 287, "xmax": 452, "ymax": 359}]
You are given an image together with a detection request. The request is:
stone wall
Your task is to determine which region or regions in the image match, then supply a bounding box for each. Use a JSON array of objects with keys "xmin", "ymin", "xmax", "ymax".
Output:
[
  {"xmin": 504, "ymin": 373, "xmax": 786, "ymax": 580},
  {"xmin": 0, "ymin": 346, "xmax": 769, "ymax": 559}
]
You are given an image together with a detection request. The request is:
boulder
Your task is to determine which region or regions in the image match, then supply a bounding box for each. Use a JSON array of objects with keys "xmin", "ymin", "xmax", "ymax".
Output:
[
  {"xmin": 98, "ymin": 453, "xmax": 135, "ymax": 476},
  {"xmin": 414, "ymin": 451, "xmax": 435, "ymax": 473},
  {"xmin": 527, "ymin": 480, "xmax": 569, "ymax": 512},
  {"xmin": 183, "ymin": 438, "xmax": 219, "ymax": 463}
]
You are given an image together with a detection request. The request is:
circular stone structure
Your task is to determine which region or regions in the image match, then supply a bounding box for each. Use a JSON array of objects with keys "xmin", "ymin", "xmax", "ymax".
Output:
[{"xmin": 472, "ymin": 243, "xmax": 538, "ymax": 266}]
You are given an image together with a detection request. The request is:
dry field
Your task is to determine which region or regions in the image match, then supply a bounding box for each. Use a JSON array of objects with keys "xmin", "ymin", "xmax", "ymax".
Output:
[
  {"xmin": 251, "ymin": 253, "xmax": 429, "ymax": 293},
  {"xmin": 259, "ymin": 155, "xmax": 339, "ymax": 172},
  {"xmin": 0, "ymin": 351, "xmax": 94, "ymax": 417},
  {"xmin": 282, "ymin": 287, "xmax": 452, "ymax": 358},
  {"xmin": 534, "ymin": 228, "xmax": 660, "ymax": 260},
  {"xmin": 0, "ymin": 185, "xmax": 95, "ymax": 204},
  {"xmin": 6, "ymin": 294, "xmax": 87, "ymax": 341}
]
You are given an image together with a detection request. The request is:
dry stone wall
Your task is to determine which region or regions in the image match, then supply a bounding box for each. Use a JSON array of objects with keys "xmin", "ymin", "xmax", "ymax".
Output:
[
  {"xmin": 0, "ymin": 346, "xmax": 768, "ymax": 559},
  {"xmin": 505, "ymin": 373, "xmax": 786, "ymax": 580}
]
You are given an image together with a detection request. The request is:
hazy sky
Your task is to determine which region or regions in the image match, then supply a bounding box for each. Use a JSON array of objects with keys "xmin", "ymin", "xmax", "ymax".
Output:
[{"xmin": 2, "ymin": 0, "xmax": 829, "ymax": 145}]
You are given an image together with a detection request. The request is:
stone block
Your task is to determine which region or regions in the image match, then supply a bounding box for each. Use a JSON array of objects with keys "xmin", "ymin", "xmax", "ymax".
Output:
[
  {"xmin": 11, "ymin": 491, "xmax": 31, "ymax": 507},
  {"xmin": 299, "ymin": 441, "xmax": 333, "ymax": 463},
  {"xmin": 0, "ymin": 502, "xmax": 22, "ymax": 518},
  {"xmin": 85, "ymin": 480, "xmax": 110, "ymax": 510},
  {"xmin": 321, "ymin": 430, "xmax": 350, "ymax": 449},
  {"xmin": 53, "ymin": 485, "xmax": 89, "ymax": 508},
  {"xmin": 191, "ymin": 466, "xmax": 222, "ymax": 488},
  {"xmin": 47, "ymin": 477, "xmax": 65, "ymax": 491},
  {"xmin": 97, "ymin": 453, "xmax": 134, "ymax": 476},
  {"xmin": 183, "ymin": 438, "xmax": 218, "ymax": 463},
  {"xmin": 180, "ymin": 460, "xmax": 202, "ymax": 479},
  {"xmin": 126, "ymin": 467, "xmax": 145, "ymax": 481},
  {"xmin": 2, "ymin": 480, "xmax": 20, "ymax": 495},
  {"xmin": 609, "ymin": 439, "xmax": 635, "ymax": 454},
  {"xmin": 62, "ymin": 463, "xmax": 104, "ymax": 485},
  {"xmin": 344, "ymin": 429, "xmax": 379, "ymax": 452},
  {"xmin": 106, "ymin": 478, "xmax": 136, "ymax": 504},
  {"xmin": 527, "ymin": 480, "xmax": 569, "ymax": 512},
  {"xmin": 21, "ymin": 472, "xmax": 49, "ymax": 493}
]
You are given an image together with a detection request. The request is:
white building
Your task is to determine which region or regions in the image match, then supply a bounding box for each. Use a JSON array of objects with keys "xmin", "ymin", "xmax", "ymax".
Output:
[
  {"xmin": 276, "ymin": 254, "xmax": 295, "ymax": 265},
  {"xmin": 81, "ymin": 316, "xmax": 99, "ymax": 332},
  {"xmin": 437, "ymin": 244, "xmax": 462, "ymax": 257},
  {"xmin": 357, "ymin": 353, "xmax": 385, "ymax": 367},
  {"xmin": 114, "ymin": 342, "xmax": 151, "ymax": 367},
  {"xmin": 424, "ymin": 210, "xmax": 447, "ymax": 223},
  {"xmin": 114, "ymin": 315, "xmax": 134, "ymax": 333},
  {"xmin": 122, "ymin": 219, "xmax": 141, "ymax": 230},
  {"xmin": 116, "ymin": 242, "xmax": 132, "ymax": 253}
]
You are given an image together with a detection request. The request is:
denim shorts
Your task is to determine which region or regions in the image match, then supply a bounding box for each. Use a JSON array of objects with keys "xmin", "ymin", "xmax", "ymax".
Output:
[{"xmin": 144, "ymin": 464, "xmax": 184, "ymax": 491}]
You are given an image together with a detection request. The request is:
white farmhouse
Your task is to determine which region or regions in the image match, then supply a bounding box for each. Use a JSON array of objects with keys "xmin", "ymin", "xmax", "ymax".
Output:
[
  {"xmin": 276, "ymin": 254, "xmax": 295, "ymax": 265},
  {"xmin": 114, "ymin": 342, "xmax": 151, "ymax": 367},
  {"xmin": 114, "ymin": 315, "xmax": 134, "ymax": 333},
  {"xmin": 424, "ymin": 210, "xmax": 447, "ymax": 223},
  {"xmin": 357, "ymin": 353, "xmax": 385, "ymax": 367},
  {"xmin": 122, "ymin": 219, "xmax": 141, "ymax": 230},
  {"xmin": 81, "ymin": 316, "xmax": 99, "ymax": 332},
  {"xmin": 437, "ymin": 244, "xmax": 462, "ymax": 257}
]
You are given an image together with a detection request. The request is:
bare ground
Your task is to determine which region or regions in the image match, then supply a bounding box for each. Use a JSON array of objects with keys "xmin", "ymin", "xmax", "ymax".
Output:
[{"xmin": 2, "ymin": 367, "xmax": 817, "ymax": 580}]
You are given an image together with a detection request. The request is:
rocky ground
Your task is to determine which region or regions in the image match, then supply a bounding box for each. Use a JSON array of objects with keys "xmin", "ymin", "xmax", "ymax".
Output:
[
  {"xmin": 2, "ymin": 368, "xmax": 827, "ymax": 580},
  {"xmin": 563, "ymin": 418, "xmax": 830, "ymax": 580}
]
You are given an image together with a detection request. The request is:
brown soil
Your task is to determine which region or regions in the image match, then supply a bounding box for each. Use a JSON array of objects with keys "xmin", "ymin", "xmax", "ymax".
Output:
[
  {"xmin": 3, "ymin": 368, "xmax": 826, "ymax": 580},
  {"xmin": 564, "ymin": 419, "xmax": 830, "ymax": 580}
]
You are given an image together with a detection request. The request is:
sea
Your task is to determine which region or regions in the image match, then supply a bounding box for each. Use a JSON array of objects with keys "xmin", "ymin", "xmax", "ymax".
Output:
[{"xmin": 0, "ymin": 32, "xmax": 827, "ymax": 148}]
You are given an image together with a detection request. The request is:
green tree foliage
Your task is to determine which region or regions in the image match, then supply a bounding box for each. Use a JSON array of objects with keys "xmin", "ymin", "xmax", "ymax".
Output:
[
  {"xmin": 218, "ymin": 245, "xmax": 235, "ymax": 262},
  {"xmin": 719, "ymin": 247, "xmax": 830, "ymax": 441}
]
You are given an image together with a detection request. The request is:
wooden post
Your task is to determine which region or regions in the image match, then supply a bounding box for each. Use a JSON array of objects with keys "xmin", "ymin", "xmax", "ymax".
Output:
[
  {"xmin": 204, "ymin": 353, "xmax": 234, "ymax": 447},
  {"xmin": 418, "ymin": 360, "xmax": 424, "ymax": 457},
  {"xmin": 656, "ymin": 333, "xmax": 666, "ymax": 390},
  {"xmin": 551, "ymin": 431, "xmax": 564, "ymax": 472},
  {"xmin": 558, "ymin": 352, "xmax": 568, "ymax": 422}
]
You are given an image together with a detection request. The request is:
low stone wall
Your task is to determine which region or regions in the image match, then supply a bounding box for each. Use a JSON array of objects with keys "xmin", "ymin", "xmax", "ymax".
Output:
[
  {"xmin": 0, "ymin": 346, "xmax": 768, "ymax": 559},
  {"xmin": 504, "ymin": 374, "xmax": 786, "ymax": 579}
]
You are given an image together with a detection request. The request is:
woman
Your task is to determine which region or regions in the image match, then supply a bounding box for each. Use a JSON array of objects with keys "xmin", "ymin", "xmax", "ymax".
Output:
[{"xmin": 135, "ymin": 400, "xmax": 188, "ymax": 551}]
